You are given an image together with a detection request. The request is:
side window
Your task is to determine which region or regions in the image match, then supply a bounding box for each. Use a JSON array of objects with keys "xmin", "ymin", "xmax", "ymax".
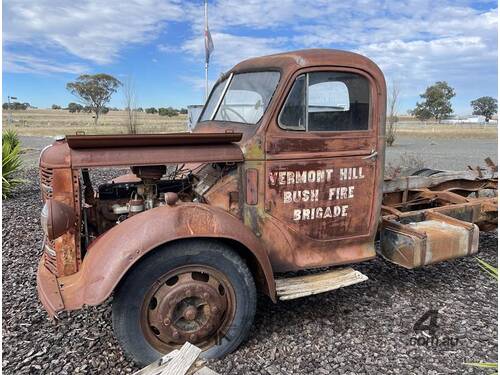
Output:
[
  {"xmin": 278, "ymin": 75, "xmax": 306, "ymax": 130},
  {"xmin": 278, "ymin": 72, "xmax": 370, "ymax": 132}
]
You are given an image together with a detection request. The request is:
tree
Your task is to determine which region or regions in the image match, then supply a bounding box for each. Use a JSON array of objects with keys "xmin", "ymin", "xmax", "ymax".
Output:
[
  {"xmin": 158, "ymin": 107, "xmax": 178, "ymax": 117},
  {"xmin": 51, "ymin": 104, "xmax": 62, "ymax": 110},
  {"xmin": 68, "ymin": 102, "xmax": 83, "ymax": 113},
  {"xmin": 3, "ymin": 102, "xmax": 29, "ymax": 110},
  {"xmin": 471, "ymin": 96, "xmax": 497, "ymax": 123},
  {"xmin": 386, "ymin": 81, "xmax": 400, "ymax": 147},
  {"xmin": 145, "ymin": 107, "xmax": 158, "ymax": 114},
  {"xmin": 180, "ymin": 108, "xmax": 188, "ymax": 114},
  {"xmin": 66, "ymin": 74, "xmax": 121, "ymax": 125},
  {"xmin": 123, "ymin": 76, "xmax": 138, "ymax": 134},
  {"xmin": 411, "ymin": 81, "xmax": 455, "ymax": 122}
]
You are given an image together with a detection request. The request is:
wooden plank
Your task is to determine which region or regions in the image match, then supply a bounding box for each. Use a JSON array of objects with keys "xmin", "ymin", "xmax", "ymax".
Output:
[
  {"xmin": 193, "ymin": 367, "xmax": 220, "ymax": 375},
  {"xmin": 275, "ymin": 268, "xmax": 368, "ymax": 300},
  {"xmin": 160, "ymin": 342, "xmax": 202, "ymax": 375},
  {"xmin": 134, "ymin": 343, "xmax": 220, "ymax": 375},
  {"xmin": 133, "ymin": 350, "xmax": 179, "ymax": 375}
]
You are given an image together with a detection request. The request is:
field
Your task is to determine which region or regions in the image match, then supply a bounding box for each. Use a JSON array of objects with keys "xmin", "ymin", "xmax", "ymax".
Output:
[
  {"xmin": 2, "ymin": 109, "xmax": 498, "ymax": 139},
  {"xmin": 2, "ymin": 109, "xmax": 188, "ymax": 136}
]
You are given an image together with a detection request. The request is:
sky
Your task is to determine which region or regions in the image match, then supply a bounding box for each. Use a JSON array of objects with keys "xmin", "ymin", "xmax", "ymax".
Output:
[{"xmin": 2, "ymin": 0, "xmax": 498, "ymax": 115}]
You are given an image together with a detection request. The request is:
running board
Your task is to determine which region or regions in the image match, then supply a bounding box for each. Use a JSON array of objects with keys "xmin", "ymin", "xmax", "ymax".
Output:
[{"xmin": 275, "ymin": 268, "xmax": 368, "ymax": 301}]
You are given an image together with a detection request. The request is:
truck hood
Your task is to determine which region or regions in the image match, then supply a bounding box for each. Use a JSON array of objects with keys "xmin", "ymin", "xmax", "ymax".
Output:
[{"xmin": 40, "ymin": 133, "xmax": 244, "ymax": 169}]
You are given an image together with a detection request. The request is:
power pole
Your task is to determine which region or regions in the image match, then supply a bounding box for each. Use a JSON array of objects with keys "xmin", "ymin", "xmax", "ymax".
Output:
[
  {"xmin": 7, "ymin": 96, "xmax": 17, "ymax": 125},
  {"xmin": 204, "ymin": 0, "xmax": 209, "ymax": 101}
]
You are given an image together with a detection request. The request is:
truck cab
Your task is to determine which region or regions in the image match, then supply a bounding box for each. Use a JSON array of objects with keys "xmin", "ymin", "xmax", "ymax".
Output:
[{"xmin": 36, "ymin": 49, "xmax": 496, "ymax": 366}]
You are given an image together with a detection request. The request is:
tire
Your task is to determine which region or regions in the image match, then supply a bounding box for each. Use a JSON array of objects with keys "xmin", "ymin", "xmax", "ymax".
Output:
[{"xmin": 112, "ymin": 239, "xmax": 257, "ymax": 367}]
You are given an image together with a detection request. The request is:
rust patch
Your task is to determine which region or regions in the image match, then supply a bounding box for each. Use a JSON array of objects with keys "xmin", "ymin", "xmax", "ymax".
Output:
[{"xmin": 246, "ymin": 169, "xmax": 259, "ymax": 205}]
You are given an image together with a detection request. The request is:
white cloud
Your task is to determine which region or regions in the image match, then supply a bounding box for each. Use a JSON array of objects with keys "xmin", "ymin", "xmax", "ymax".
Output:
[
  {"xmin": 4, "ymin": 0, "xmax": 183, "ymax": 65},
  {"xmin": 177, "ymin": 0, "xmax": 497, "ymax": 112},
  {"xmin": 3, "ymin": 0, "xmax": 497, "ymax": 112},
  {"xmin": 3, "ymin": 53, "xmax": 89, "ymax": 74},
  {"xmin": 358, "ymin": 36, "xmax": 496, "ymax": 90},
  {"xmin": 181, "ymin": 32, "xmax": 285, "ymax": 69}
]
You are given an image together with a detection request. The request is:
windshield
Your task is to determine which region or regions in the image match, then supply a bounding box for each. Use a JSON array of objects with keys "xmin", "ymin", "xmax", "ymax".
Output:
[{"xmin": 199, "ymin": 71, "xmax": 280, "ymax": 125}]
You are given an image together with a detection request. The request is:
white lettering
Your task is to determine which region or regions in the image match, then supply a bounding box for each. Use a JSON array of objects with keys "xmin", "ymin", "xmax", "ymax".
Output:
[
  {"xmin": 293, "ymin": 209, "xmax": 301, "ymax": 221},
  {"xmin": 269, "ymin": 172, "xmax": 278, "ymax": 186}
]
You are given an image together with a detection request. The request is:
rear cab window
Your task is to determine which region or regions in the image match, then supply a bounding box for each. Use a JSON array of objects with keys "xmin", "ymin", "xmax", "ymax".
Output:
[{"xmin": 278, "ymin": 71, "xmax": 370, "ymax": 132}]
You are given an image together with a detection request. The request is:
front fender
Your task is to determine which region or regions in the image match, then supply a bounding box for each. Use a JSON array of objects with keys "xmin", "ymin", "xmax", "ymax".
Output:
[{"xmin": 57, "ymin": 203, "xmax": 276, "ymax": 312}]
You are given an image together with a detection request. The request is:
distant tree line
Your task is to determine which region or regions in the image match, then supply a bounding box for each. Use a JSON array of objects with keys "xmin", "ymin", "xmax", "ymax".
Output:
[
  {"xmin": 410, "ymin": 81, "xmax": 497, "ymax": 123},
  {"xmin": 50, "ymin": 101, "xmax": 188, "ymax": 118},
  {"xmin": 144, "ymin": 107, "xmax": 187, "ymax": 116},
  {"xmin": 2, "ymin": 102, "xmax": 32, "ymax": 110}
]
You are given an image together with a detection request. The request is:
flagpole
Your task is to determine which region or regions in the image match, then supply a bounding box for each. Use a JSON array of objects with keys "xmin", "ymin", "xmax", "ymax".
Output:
[{"xmin": 204, "ymin": 0, "xmax": 209, "ymax": 101}]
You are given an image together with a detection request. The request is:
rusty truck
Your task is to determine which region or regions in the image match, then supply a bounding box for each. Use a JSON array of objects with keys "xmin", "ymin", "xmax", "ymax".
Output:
[{"xmin": 36, "ymin": 49, "xmax": 498, "ymax": 365}]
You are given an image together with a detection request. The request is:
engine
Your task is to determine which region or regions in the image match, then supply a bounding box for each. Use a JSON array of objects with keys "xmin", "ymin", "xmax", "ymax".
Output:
[
  {"xmin": 81, "ymin": 163, "xmax": 236, "ymax": 246},
  {"xmin": 82, "ymin": 165, "xmax": 193, "ymax": 239}
]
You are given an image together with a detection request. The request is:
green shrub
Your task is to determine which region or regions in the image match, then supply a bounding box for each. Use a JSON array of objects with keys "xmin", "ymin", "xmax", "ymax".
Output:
[
  {"xmin": 2, "ymin": 130, "xmax": 23, "ymax": 199},
  {"xmin": 2, "ymin": 129, "xmax": 20, "ymax": 150}
]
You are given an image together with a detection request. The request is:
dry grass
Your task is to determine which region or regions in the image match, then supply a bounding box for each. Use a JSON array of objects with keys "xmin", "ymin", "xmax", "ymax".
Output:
[
  {"xmin": 2, "ymin": 109, "xmax": 497, "ymax": 139},
  {"xmin": 395, "ymin": 121, "xmax": 497, "ymax": 138},
  {"xmin": 2, "ymin": 109, "xmax": 187, "ymax": 136}
]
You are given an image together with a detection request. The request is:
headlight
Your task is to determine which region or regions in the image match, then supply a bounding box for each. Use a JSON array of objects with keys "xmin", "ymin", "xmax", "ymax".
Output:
[
  {"xmin": 40, "ymin": 202, "xmax": 50, "ymax": 236},
  {"xmin": 40, "ymin": 199, "xmax": 76, "ymax": 240}
]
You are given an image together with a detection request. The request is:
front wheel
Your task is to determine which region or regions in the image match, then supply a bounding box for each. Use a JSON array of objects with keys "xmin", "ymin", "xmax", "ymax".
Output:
[{"xmin": 112, "ymin": 239, "xmax": 257, "ymax": 366}]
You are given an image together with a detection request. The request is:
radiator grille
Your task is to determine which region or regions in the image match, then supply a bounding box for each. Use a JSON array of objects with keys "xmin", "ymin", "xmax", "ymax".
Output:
[
  {"xmin": 40, "ymin": 167, "xmax": 53, "ymax": 200},
  {"xmin": 43, "ymin": 239, "xmax": 58, "ymax": 276}
]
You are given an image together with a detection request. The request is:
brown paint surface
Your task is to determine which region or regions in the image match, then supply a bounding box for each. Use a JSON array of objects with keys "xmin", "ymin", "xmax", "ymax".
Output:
[{"xmin": 36, "ymin": 49, "xmax": 497, "ymax": 316}]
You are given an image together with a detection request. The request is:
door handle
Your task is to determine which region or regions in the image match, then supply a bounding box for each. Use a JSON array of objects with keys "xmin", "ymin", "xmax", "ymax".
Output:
[{"xmin": 362, "ymin": 150, "xmax": 378, "ymax": 160}]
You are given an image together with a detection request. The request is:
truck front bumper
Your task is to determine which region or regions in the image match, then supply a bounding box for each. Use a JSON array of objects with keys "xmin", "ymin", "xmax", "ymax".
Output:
[{"xmin": 36, "ymin": 258, "xmax": 64, "ymax": 318}]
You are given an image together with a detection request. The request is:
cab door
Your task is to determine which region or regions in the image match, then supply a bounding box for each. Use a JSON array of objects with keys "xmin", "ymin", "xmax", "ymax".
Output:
[{"xmin": 263, "ymin": 68, "xmax": 383, "ymax": 270}]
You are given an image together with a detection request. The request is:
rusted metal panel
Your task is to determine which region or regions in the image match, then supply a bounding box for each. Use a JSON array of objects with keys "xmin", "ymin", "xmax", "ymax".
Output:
[
  {"xmin": 265, "ymin": 158, "xmax": 376, "ymax": 240},
  {"xmin": 40, "ymin": 139, "xmax": 244, "ymax": 169},
  {"xmin": 253, "ymin": 59, "xmax": 386, "ymax": 273},
  {"xmin": 69, "ymin": 145, "xmax": 243, "ymax": 168},
  {"xmin": 230, "ymin": 49, "xmax": 385, "ymax": 86},
  {"xmin": 39, "ymin": 140, "xmax": 71, "ymax": 168},
  {"xmin": 50, "ymin": 168, "xmax": 80, "ymax": 276},
  {"xmin": 380, "ymin": 211, "xmax": 479, "ymax": 269},
  {"xmin": 66, "ymin": 133, "xmax": 242, "ymax": 149},
  {"xmin": 245, "ymin": 169, "xmax": 258, "ymax": 205},
  {"xmin": 50, "ymin": 204, "xmax": 276, "ymax": 314},
  {"xmin": 36, "ymin": 258, "xmax": 64, "ymax": 317},
  {"xmin": 383, "ymin": 169, "xmax": 497, "ymax": 194},
  {"xmin": 203, "ymin": 173, "xmax": 240, "ymax": 216}
]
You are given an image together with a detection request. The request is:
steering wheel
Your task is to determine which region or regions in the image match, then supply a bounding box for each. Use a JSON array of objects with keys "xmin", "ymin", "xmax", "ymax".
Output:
[{"xmin": 220, "ymin": 106, "xmax": 247, "ymax": 123}]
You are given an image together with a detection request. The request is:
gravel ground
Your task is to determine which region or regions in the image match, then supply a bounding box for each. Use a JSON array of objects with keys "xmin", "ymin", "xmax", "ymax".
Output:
[{"xmin": 3, "ymin": 169, "xmax": 497, "ymax": 374}]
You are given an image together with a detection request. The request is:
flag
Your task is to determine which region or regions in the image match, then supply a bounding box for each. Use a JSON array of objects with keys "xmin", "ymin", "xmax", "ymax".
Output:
[{"xmin": 204, "ymin": 26, "xmax": 214, "ymax": 64}]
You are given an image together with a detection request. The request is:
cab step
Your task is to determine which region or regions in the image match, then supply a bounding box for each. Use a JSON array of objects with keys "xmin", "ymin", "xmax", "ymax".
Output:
[{"xmin": 275, "ymin": 268, "xmax": 368, "ymax": 301}]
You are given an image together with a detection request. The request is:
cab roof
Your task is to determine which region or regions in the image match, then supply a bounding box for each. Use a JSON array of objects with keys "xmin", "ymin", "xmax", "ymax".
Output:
[{"xmin": 229, "ymin": 49, "xmax": 385, "ymax": 86}]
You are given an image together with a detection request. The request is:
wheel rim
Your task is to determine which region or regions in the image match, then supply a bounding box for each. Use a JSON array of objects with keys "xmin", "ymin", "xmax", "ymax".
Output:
[{"xmin": 140, "ymin": 265, "xmax": 236, "ymax": 352}]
